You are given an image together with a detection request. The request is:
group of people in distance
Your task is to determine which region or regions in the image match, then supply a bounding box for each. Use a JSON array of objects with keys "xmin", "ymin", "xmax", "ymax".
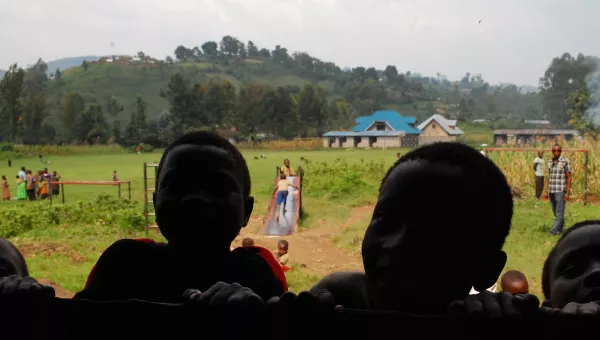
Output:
[
  {"xmin": 1, "ymin": 131, "xmax": 600, "ymax": 320},
  {"xmin": 1, "ymin": 167, "xmax": 61, "ymax": 201}
]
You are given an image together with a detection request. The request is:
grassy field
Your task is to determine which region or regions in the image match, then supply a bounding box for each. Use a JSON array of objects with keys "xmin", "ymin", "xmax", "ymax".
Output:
[{"xmin": 1, "ymin": 148, "xmax": 598, "ymax": 299}]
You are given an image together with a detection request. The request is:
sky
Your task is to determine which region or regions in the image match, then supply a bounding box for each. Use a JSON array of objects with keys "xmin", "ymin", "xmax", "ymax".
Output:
[{"xmin": 1, "ymin": 0, "xmax": 599, "ymax": 86}]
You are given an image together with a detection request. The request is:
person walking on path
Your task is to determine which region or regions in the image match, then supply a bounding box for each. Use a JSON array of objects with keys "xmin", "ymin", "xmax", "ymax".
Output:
[
  {"xmin": 533, "ymin": 151, "xmax": 546, "ymax": 199},
  {"xmin": 545, "ymin": 144, "xmax": 572, "ymax": 236}
]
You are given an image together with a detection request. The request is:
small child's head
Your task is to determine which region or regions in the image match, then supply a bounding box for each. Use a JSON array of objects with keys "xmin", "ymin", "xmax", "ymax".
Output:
[
  {"xmin": 242, "ymin": 238, "xmax": 255, "ymax": 247},
  {"xmin": 500, "ymin": 270, "xmax": 529, "ymax": 294},
  {"xmin": 542, "ymin": 220, "xmax": 600, "ymax": 308},
  {"xmin": 114, "ymin": 170, "xmax": 117, "ymax": 174},
  {"xmin": 1, "ymin": 175, "xmax": 6, "ymax": 180},
  {"xmin": 284, "ymin": 159, "xmax": 290, "ymax": 167},
  {"xmin": 277, "ymin": 240, "xmax": 289, "ymax": 255},
  {"xmin": 396, "ymin": 152, "xmax": 400, "ymax": 159},
  {"xmin": 280, "ymin": 173, "xmax": 286, "ymax": 180},
  {"xmin": 154, "ymin": 131, "xmax": 253, "ymax": 253},
  {"xmin": 538, "ymin": 151, "xmax": 544, "ymax": 158},
  {"xmin": 0, "ymin": 237, "xmax": 28, "ymax": 279},
  {"xmin": 362, "ymin": 142, "xmax": 512, "ymax": 313}
]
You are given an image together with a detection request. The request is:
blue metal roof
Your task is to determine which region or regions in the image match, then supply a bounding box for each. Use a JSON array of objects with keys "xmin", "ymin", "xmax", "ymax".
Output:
[
  {"xmin": 323, "ymin": 131, "xmax": 406, "ymax": 137},
  {"xmin": 351, "ymin": 110, "xmax": 421, "ymax": 134}
]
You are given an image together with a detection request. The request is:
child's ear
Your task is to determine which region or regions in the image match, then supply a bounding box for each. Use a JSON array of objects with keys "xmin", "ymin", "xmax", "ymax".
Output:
[
  {"xmin": 473, "ymin": 250, "xmax": 507, "ymax": 292},
  {"xmin": 242, "ymin": 196, "xmax": 254, "ymax": 227}
]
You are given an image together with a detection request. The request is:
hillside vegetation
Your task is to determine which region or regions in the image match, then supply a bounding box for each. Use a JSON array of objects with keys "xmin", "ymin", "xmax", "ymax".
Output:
[{"xmin": 0, "ymin": 35, "xmax": 597, "ymax": 147}]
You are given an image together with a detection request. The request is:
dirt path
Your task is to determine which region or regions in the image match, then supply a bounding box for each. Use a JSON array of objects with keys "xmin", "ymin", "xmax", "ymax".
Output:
[{"xmin": 233, "ymin": 205, "xmax": 374, "ymax": 275}]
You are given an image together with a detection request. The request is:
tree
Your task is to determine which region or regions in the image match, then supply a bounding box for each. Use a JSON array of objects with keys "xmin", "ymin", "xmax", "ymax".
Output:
[
  {"xmin": 566, "ymin": 89, "xmax": 596, "ymax": 135},
  {"xmin": 258, "ymin": 48, "xmax": 271, "ymax": 58},
  {"xmin": 165, "ymin": 56, "xmax": 174, "ymax": 64},
  {"xmin": 247, "ymin": 41, "xmax": 259, "ymax": 57},
  {"xmin": 81, "ymin": 60, "xmax": 89, "ymax": 72},
  {"xmin": 298, "ymin": 84, "xmax": 326, "ymax": 136},
  {"xmin": 74, "ymin": 103, "xmax": 109, "ymax": 144},
  {"xmin": 112, "ymin": 120, "xmax": 122, "ymax": 144},
  {"xmin": 104, "ymin": 95, "xmax": 124, "ymax": 116},
  {"xmin": 0, "ymin": 64, "xmax": 25, "ymax": 142},
  {"xmin": 137, "ymin": 51, "xmax": 146, "ymax": 59},
  {"xmin": 61, "ymin": 92, "xmax": 85, "ymax": 143},
  {"xmin": 54, "ymin": 68, "xmax": 63, "ymax": 85},
  {"xmin": 201, "ymin": 41, "xmax": 219, "ymax": 63},
  {"xmin": 174, "ymin": 45, "xmax": 187, "ymax": 61},
  {"xmin": 22, "ymin": 88, "xmax": 48, "ymax": 144}
]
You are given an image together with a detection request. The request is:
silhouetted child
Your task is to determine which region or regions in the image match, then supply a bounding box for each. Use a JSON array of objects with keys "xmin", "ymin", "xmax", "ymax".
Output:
[
  {"xmin": 242, "ymin": 238, "xmax": 255, "ymax": 247},
  {"xmin": 75, "ymin": 131, "xmax": 287, "ymax": 303},
  {"xmin": 112, "ymin": 170, "xmax": 119, "ymax": 181},
  {"xmin": 310, "ymin": 143, "xmax": 513, "ymax": 313},
  {"xmin": 500, "ymin": 270, "xmax": 529, "ymax": 295},
  {"xmin": 273, "ymin": 174, "xmax": 298, "ymax": 222},
  {"xmin": 542, "ymin": 220, "xmax": 600, "ymax": 309},
  {"xmin": 0, "ymin": 238, "xmax": 29, "ymax": 279}
]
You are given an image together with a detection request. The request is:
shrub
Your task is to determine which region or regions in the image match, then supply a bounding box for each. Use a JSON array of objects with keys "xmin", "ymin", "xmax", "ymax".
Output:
[
  {"xmin": 302, "ymin": 158, "xmax": 387, "ymax": 202},
  {"xmin": 0, "ymin": 194, "xmax": 144, "ymax": 237}
]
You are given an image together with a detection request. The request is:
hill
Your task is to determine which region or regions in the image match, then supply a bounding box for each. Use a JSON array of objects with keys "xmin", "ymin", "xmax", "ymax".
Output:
[{"xmin": 46, "ymin": 56, "xmax": 101, "ymax": 74}]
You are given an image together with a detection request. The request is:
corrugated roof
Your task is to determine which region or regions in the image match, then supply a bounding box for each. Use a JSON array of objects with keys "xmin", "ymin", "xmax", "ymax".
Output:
[
  {"xmin": 351, "ymin": 110, "xmax": 421, "ymax": 134},
  {"xmin": 323, "ymin": 131, "xmax": 406, "ymax": 137},
  {"xmin": 417, "ymin": 114, "xmax": 464, "ymax": 135},
  {"xmin": 493, "ymin": 129, "xmax": 579, "ymax": 135}
]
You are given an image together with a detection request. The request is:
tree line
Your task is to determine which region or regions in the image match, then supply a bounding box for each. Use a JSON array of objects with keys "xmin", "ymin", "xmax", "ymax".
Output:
[{"xmin": 1, "ymin": 34, "xmax": 599, "ymax": 146}]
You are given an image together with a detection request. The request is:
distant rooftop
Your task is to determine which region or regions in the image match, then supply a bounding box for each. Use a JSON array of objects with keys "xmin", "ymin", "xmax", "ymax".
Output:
[
  {"xmin": 351, "ymin": 110, "xmax": 421, "ymax": 134},
  {"xmin": 417, "ymin": 114, "xmax": 464, "ymax": 135},
  {"xmin": 323, "ymin": 131, "xmax": 406, "ymax": 137}
]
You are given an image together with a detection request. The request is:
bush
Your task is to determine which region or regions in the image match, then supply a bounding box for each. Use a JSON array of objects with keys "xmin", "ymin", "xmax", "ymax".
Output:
[
  {"xmin": 302, "ymin": 158, "xmax": 387, "ymax": 202},
  {"xmin": 0, "ymin": 194, "xmax": 144, "ymax": 237}
]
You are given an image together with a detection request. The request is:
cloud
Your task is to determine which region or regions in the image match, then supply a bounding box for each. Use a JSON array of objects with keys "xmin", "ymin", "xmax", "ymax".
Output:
[{"xmin": 1, "ymin": 0, "xmax": 600, "ymax": 85}]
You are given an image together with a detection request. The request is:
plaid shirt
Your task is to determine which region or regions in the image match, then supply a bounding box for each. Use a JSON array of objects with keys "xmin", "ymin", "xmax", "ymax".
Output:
[{"xmin": 548, "ymin": 156, "xmax": 572, "ymax": 193}]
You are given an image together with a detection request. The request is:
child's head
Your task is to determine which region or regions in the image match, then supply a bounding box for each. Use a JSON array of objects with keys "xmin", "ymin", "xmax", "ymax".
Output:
[
  {"xmin": 114, "ymin": 170, "xmax": 117, "ymax": 174},
  {"xmin": 500, "ymin": 270, "xmax": 529, "ymax": 294},
  {"xmin": 154, "ymin": 131, "xmax": 253, "ymax": 253},
  {"xmin": 2, "ymin": 175, "xmax": 6, "ymax": 180},
  {"xmin": 242, "ymin": 238, "xmax": 255, "ymax": 247},
  {"xmin": 0, "ymin": 237, "xmax": 28, "ymax": 279},
  {"xmin": 277, "ymin": 240, "xmax": 289, "ymax": 255},
  {"xmin": 362, "ymin": 142, "xmax": 512, "ymax": 313},
  {"xmin": 280, "ymin": 173, "xmax": 287, "ymax": 180},
  {"xmin": 284, "ymin": 159, "xmax": 290, "ymax": 167},
  {"xmin": 396, "ymin": 152, "xmax": 400, "ymax": 159},
  {"xmin": 538, "ymin": 151, "xmax": 544, "ymax": 158},
  {"xmin": 542, "ymin": 220, "xmax": 600, "ymax": 308}
]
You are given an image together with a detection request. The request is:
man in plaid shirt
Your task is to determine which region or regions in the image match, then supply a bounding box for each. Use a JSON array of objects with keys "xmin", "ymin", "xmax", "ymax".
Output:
[{"xmin": 544, "ymin": 144, "xmax": 572, "ymax": 235}]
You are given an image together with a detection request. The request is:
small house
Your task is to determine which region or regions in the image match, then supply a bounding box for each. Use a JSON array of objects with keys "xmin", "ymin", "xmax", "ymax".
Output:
[
  {"xmin": 493, "ymin": 129, "xmax": 579, "ymax": 145},
  {"xmin": 417, "ymin": 114, "xmax": 464, "ymax": 145},
  {"xmin": 323, "ymin": 110, "xmax": 421, "ymax": 148}
]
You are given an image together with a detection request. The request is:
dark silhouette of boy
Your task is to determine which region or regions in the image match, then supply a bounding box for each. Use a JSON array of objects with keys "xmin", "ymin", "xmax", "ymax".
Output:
[
  {"xmin": 75, "ymin": 131, "xmax": 287, "ymax": 302},
  {"xmin": 542, "ymin": 220, "xmax": 600, "ymax": 312},
  {"xmin": 310, "ymin": 143, "xmax": 513, "ymax": 313},
  {"xmin": 0, "ymin": 238, "xmax": 29, "ymax": 279}
]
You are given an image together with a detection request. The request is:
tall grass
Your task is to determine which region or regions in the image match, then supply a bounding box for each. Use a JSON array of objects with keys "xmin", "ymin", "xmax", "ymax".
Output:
[
  {"xmin": 488, "ymin": 136, "xmax": 600, "ymax": 197},
  {"xmin": 238, "ymin": 138, "xmax": 323, "ymax": 151},
  {"xmin": 0, "ymin": 144, "xmax": 126, "ymax": 160}
]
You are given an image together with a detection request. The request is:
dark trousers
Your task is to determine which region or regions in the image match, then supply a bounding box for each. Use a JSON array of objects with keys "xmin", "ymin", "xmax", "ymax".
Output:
[
  {"xmin": 550, "ymin": 192, "xmax": 566, "ymax": 234},
  {"xmin": 535, "ymin": 176, "xmax": 544, "ymax": 199},
  {"xmin": 27, "ymin": 190, "xmax": 36, "ymax": 201}
]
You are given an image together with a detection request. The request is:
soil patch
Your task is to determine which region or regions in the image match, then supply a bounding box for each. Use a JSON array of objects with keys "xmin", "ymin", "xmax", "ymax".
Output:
[
  {"xmin": 18, "ymin": 243, "xmax": 86, "ymax": 264},
  {"xmin": 37, "ymin": 278, "xmax": 75, "ymax": 299},
  {"xmin": 233, "ymin": 205, "xmax": 374, "ymax": 276}
]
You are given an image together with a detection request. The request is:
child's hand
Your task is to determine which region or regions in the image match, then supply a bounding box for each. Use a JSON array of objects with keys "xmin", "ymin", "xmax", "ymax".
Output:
[
  {"xmin": 447, "ymin": 291, "xmax": 539, "ymax": 318},
  {"xmin": 0, "ymin": 275, "xmax": 55, "ymax": 301},
  {"xmin": 541, "ymin": 302, "xmax": 600, "ymax": 317},
  {"xmin": 183, "ymin": 282, "xmax": 264, "ymax": 311}
]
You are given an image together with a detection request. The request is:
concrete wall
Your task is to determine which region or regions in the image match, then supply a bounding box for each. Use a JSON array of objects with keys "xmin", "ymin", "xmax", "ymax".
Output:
[
  {"xmin": 419, "ymin": 135, "xmax": 458, "ymax": 145},
  {"xmin": 420, "ymin": 121, "xmax": 450, "ymax": 137},
  {"xmin": 323, "ymin": 136, "xmax": 400, "ymax": 148}
]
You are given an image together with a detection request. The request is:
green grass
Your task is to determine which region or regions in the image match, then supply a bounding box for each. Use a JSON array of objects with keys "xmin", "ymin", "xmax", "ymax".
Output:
[
  {"xmin": 459, "ymin": 123, "xmax": 494, "ymax": 145},
  {"xmin": 2, "ymin": 149, "xmax": 588, "ymax": 298}
]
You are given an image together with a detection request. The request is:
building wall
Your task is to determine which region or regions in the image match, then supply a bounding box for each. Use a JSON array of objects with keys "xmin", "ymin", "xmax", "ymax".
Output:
[
  {"xmin": 323, "ymin": 136, "xmax": 400, "ymax": 148},
  {"xmin": 420, "ymin": 121, "xmax": 450, "ymax": 137},
  {"xmin": 366, "ymin": 122, "xmax": 394, "ymax": 132},
  {"xmin": 419, "ymin": 135, "xmax": 458, "ymax": 145},
  {"xmin": 493, "ymin": 134, "xmax": 575, "ymax": 145}
]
